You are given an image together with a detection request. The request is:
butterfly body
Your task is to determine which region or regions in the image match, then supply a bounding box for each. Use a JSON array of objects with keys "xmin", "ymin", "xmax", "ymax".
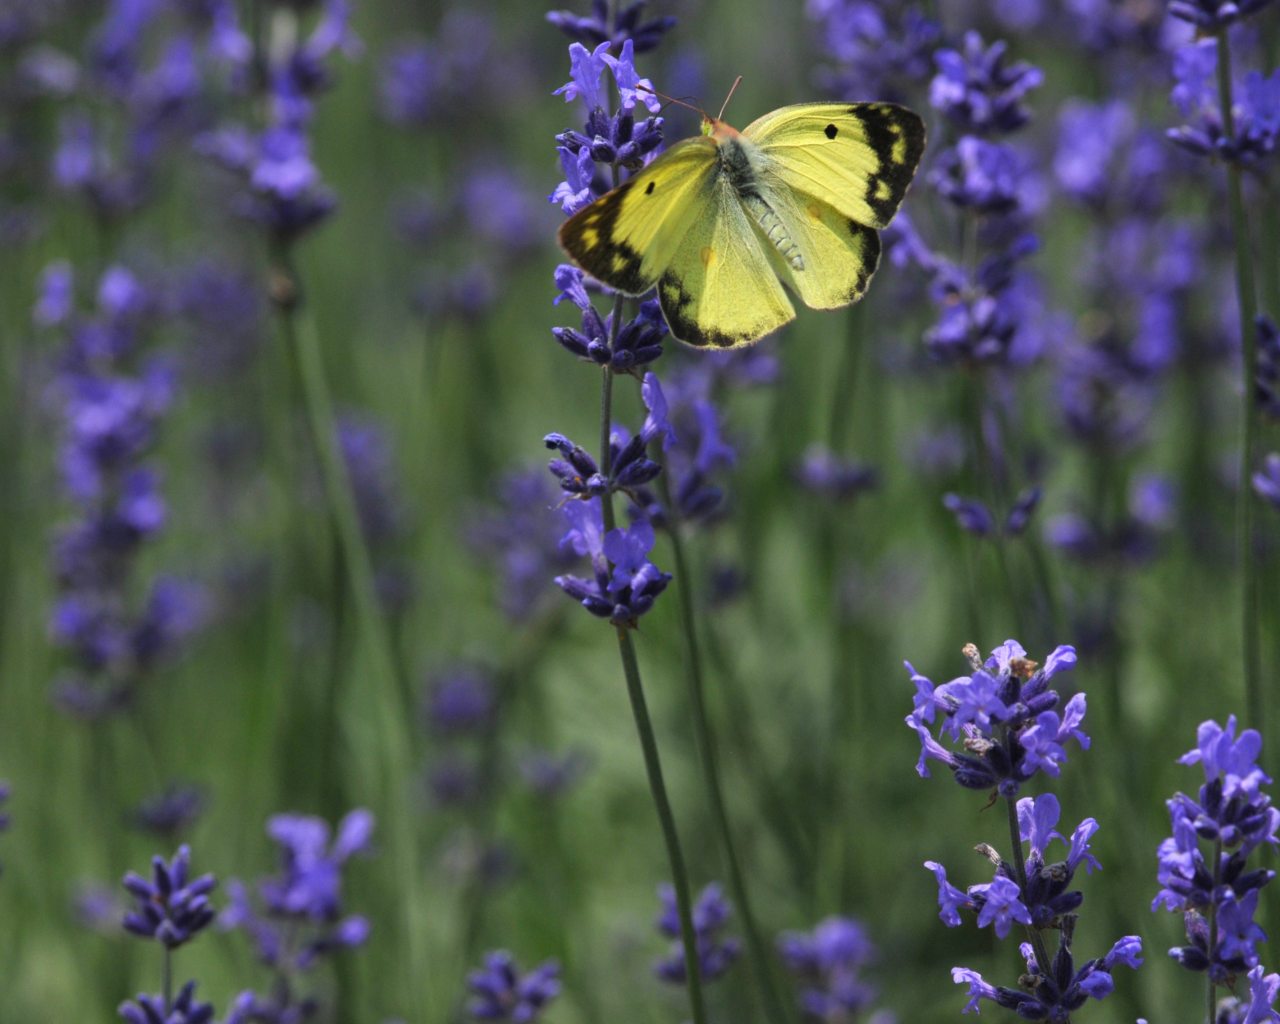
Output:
[{"xmin": 559, "ymin": 102, "xmax": 926, "ymax": 349}]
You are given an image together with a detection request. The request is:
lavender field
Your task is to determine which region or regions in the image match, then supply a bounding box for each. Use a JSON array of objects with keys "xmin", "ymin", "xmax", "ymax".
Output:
[{"xmin": 1, "ymin": 0, "xmax": 1279, "ymax": 1021}]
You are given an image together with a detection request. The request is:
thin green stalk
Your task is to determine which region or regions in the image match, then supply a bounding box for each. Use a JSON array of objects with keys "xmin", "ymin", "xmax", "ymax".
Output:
[
  {"xmin": 613, "ymin": 624, "xmax": 709, "ymax": 1024},
  {"xmin": 272, "ymin": 260, "xmax": 427, "ymax": 1022},
  {"xmin": 596, "ymin": 323, "xmax": 705, "ymax": 1024},
  {"xmin": 1003, "ymin": 793, "xmax": 1053, "ymax": 986},
  {"xmin": 657, "ymin": 470, "xmax": 794, "ymax": 1024},
  {"xmin": 1216, "ymin": 27, "xmax": 1263, "ymax": 730},
  {"xmin": 163, "ymin": 948, "xmax": 173, "ymax": 1013},
  {"xmin": 965, "ymin": 374, "xmax": 1024, "ymax": 637},
  {"xmin": 1207, "ymin": 836, "xmax": 1224, "ymax": 1024}
]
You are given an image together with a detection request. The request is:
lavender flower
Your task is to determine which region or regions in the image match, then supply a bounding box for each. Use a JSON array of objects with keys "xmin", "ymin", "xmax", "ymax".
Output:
[
  {"xmin": 1154, "ymin": 718, "xmax": 1278, "ymax": 980},
  {"xmin": 905, "ymin": 640, "xmax": 1085, "ymax": 794},
  {"xmin": 119, "ymin": 981, "xmax": 214, "ymax": 1024},
  {"xmin": 465, "ymin": 468, "xmax": 578, "ymax": 623},
  {"xmin": 467, "ymin": 951, "xmax": 561, "ymax": 1022},
  {"xmin": 122, "ymin": 845, "xmax": 217, "ymax": 949},
  {"xmin": 129, "ymin": 784, "xmax": 208, "ymax": 839},
  {"xmin": 1169, "ymin": 0, "xmax": 1275, "ymax": 29},
  {"xmin": 794, "ymin": 446, "xmax": 878, "ymax": 502},
  {"xmin": 424, "ymin": 666, "xmax": 498, "ymax": 737},
  {"xmin": 952, "ymin": 922, "xmax": 1142, "ymax": 1017},
  {"xmin": 518, "ymin": 749, "xmax": 592, "ymax": 798},
  {"xmin": 806, "ymin": 1, "xmax": 941, "ymax": 103},
  {"xmin": 553, "ymin": 499, "xmax": 671, "ymax": 624},
  {"xmin": 930, "ymin": 31, "xmax": 1043, "ymax": 135},
  {"xmin": 654, "ymin": 882, "xmax": 741, "ymax": 984},
  {"xmin": 1216, "ymin": 966, "xmax": 1280, "ymax": 1024},
  {"xmin": 545, "ymin": 429, "xmax": 661, "ymax": 499},
  {"xmin": 1257, "ymin": 316, "xmax": 1280, "ymax": 418},
  {"xmin": 221, "ymin": 809, "xmax": 373, "ymax": 975},
  {"xmin": 1168, "ymin": 38, "xmax": 1280, "ymax": 163},
  {"xmin": 1254, "ymin": 453, "xmax": 1280, "ymax": 508},
  {"xmin": 0, "ymin": 783, "xmax": 8, "ymax": 872},
  {"xmin": 552, "ymin": 265, "xmax": 666, "ymax": 369},
  {"xmin": 777, "ymin": 916, "xmax": 882, "ymax": 1021},
  {"xmin": 944, "ymin": 487, "xmax": 1041, "ymax": 538},
  {"xmin": 546, "ymin": 0, "xmax": 676, "ymax": 52}
]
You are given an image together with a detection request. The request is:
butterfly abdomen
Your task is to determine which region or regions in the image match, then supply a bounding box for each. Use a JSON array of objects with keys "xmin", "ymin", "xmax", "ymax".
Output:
[{"xmin": 718, "ymin": 139, "xmax": 805, "ymax": 271}]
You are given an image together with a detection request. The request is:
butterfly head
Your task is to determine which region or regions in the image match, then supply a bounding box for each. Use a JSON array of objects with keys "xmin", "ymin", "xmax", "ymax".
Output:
[{"xmin": 701, "ymin": 116, "xmax": 741, "ymax": 141}]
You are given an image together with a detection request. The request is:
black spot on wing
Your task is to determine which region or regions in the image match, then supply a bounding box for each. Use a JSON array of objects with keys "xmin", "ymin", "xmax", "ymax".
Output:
[
  {"xmin": 824, "ymin": 123, "xmax": 838, "ymax": 140},
  {"xmin": 850, "ymin": 103, "xmax": 926, "ymax": 227},
  {"xmin": 557, "ymin": 180, "xmax": 651, "ymax": 296},
  {"xmin": 645, "ymin": 181, "xmax": 655, "ymax": 195},
  {"xmin": 842, "ymin": 221, "xmax": 882, "ymax": 304}
]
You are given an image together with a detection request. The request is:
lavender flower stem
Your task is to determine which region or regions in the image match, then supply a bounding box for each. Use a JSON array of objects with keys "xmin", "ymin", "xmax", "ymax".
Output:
[
  {"xmin": 274, "ymin": 265, "xmax": 428, "ymax": 1020},
  {"xmin": 1003, "ymin": 792, "xmax": 1053, "ymax": 984},
  {"xmin": 965, "ymin": 376, "xmax": 1024, "ymax": 636},
  {"xmin": 595, "ymin": 320, "xmax": 705, "ymax": 1024},
  {"xmin": 613, "ymin": 624, "xmax": 708, "ymax": 1024},
  {"xmin": 1215, "ymin": 27, "xmax": 1263, "ymax": 731},
  {"xmin": 163, "ymin": 947, "xmax": 172, "ymax": 1013},
  {"xmin": 1207, "ymin": 835, "xmax": 1223, "ymax": 1024},
  {"xmin": 656, "ymin": 469, "xmax": 795, "ymax": 1024}
]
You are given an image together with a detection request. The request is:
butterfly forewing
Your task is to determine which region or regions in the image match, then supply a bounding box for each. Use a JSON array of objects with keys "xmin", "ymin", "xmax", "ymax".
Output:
[
  {"xmin": 743, "ymin": 102, "xmax": 925, "ymax": 230},
  {"xmin": 656, "ymin": 178, "xmax": 794, "ymax": 348},
  {"xmin": 557, "ymin": 136, "xmax": 719, "ymax": 297}
]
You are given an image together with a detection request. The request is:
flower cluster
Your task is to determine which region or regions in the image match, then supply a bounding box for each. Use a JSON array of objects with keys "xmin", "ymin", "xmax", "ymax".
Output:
[
  {"xmin": 120, "ymin": 982, "xmax": 215, "ymax": 1024},
  {"xmin": 119, "ymin": 845, "xmax": 219, "ymax": 1023},
  {"xmin": 911, "ymin": 640, "xmax": 1142, "ymax": 1017},
  {"xmin": 42, "ymin": 264, "xmax": 204, "ymax": 720},
  {"xmin": 466, "ymin": 469, "xmax": 579, "ymax": 624},
  {"xmin": 196, "ymin": 0, "xmax": 359, "ymax": 245},
  {"xmin": 553, "ymin": 499, "xmax": 671, "ymax": 624},
  {"xmin": 952, "ymin": 919, "xmax": 1143, "ymax": 1018},
  {"xmin": 337, "ymin": 414, "xmax": 416, "ymax": 614},
  {"xmin": 221, "ymin": 810, "xmax": 374, "ymax": 1019},
  {"xmin": 547, "ymin": 0, "xmax": 676, "ymax": 52},
  {"xmin": 467, "ymin": 950, "xmax": 562, "ymax": 1023},
  {"xmin": 50, "ymin": 1, "xmax": 250, "ymax": 223},
  {"xmin": 545, "ymin": 19, "xmax": 677, "ymax": 628},
  {"xmin": 805, "ymin": 0, "xmax": 941, "ymax": 103},
  {"xmin": 906, "ymin": 31, "xmax": 1044, "ymax": 368},
  {"xmin": 422, "ymin": 665, "xmax": 498, "ymax": 809},
  {"xmin": 1168, "ymin": 0, "xmax": 1275, "ymax": 30},
  {"xmin": 1154, "ymin": 718, "xmax": 1278, "ymax": 982},
  {"xmin": 777, "ymin": 916, "xmax": 883, "ymax": 1022},
  {"xmin": 654, "ymin": 882, "xmax": 741, "ymax": 985},
  {"xmin": 905, "ymin": 639, "xmax": 1085, "ymax": 794},
  {"xmin": 1167, "ymin": 37, "xmax": 1280, "ymax": 164}
]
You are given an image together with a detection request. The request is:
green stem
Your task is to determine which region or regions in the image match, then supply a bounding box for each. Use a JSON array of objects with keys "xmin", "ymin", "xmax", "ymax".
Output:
[
  {"xmin": 657, "ymin": 470, "xmax": 794, "ymax": 1024},
  {"xmin": 1003, "ymin": 794, "xmax": 1053, "ymax": 984},
  {"xmin": 162, "ymin": 947, "xmax": 173, "ymax": 1013},
  {"xmin": 614, "ymin": 624, "xmax": 709, "ymax": 1024},
  {"xmin": 595, "ymin": 335, "xmax": 705, "ymax": 1024},
  {"xmin": 1216, "ymin": 27, "xmax": 1263, "ymax": 731},
  {"xmin": 272, "ymin": 258, "xmax": 427, "ymax": 1021},
  {"xmin": 1207, "ymin": 836, "xmax": 1224, "ymax": 1024}
]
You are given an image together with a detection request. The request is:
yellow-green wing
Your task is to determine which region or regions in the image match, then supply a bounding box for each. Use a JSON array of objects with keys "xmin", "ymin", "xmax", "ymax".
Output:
[
  {"xmin": 754, "ymin": 187, "xmax": 882, "ymax": 311},
  {"xmin": 657, "ymin": 178, "xmax": 795, "ymax": 348},
  {"xmin": 557, "ymin": 136, "xmax": 719, "ymax": 296},
  {"xmin": 743, "ymin": 102, "xmax": 925, "ymax": 229}
]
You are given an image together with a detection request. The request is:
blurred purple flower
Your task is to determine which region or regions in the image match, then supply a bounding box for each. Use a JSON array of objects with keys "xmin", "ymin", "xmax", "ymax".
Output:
[
  {"xmin": 424, "ymin": 666, "xmax": 498, "ymax": 737},
  {"xmin": 930, "ymin": 31, "xmax": 1043, "ymax": 136},
  {"xmin": 777, "ymin": 916, "xmax": 882, "ymax": 1021},
  {"xmin": 467, "ymin": 951, "xmax": 561, "ymax": 1022},
  {"xmin": 129, "ymin": 783, "xmax": 208, "ymax": 839},
  {"xmin": 122, "ymin": 844, "xmax": 217, "ymax": 949},
  {"xmin": 119, "ymin": 981, "xmax": 214, "ymax": 1024},
  {"xmin": 547, "ymin": 0, "xmax": 676, "ymax": 52},
  {"xmin": 654, "ymin": 882, "xmax": 741, "ymax": 985}
]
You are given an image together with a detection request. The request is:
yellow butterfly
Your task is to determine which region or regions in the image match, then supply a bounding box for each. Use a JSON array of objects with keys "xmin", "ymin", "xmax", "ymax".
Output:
[{"xmin": 559, "ymin": 100, "xmax": 925, "ymax": 349}]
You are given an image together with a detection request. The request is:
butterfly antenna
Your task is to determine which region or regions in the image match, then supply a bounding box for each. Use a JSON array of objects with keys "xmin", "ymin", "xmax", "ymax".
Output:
[
  {"xmin": 637, "ymin": 82, "xmax": 707, "ymax": 118},
  {"xmin": 716, "ymin": 76, "xmax": 743, "ymax": 122}
]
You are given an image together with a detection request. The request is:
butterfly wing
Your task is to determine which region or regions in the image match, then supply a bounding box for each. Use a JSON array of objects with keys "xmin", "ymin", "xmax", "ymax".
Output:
[
  {"xmin": 558, "ymin": 136, "xmax": 721, "ymax": 296},
  {"xmin": 742, "ymin": 102, "xmax": 925, "ymax": 230},
  {"xmin": 748, "ymin": 183, "xmax": 882, "ymax": 311},
  {"xmin": 655, "ymin": 176, "xmax": 795, "ymax": 348}
]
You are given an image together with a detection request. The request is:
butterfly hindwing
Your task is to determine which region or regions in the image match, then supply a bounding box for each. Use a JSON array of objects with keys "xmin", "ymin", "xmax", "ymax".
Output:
[
  {"xmin": 557, "ymin": 136, "xmax": 720, "ymax": 296},
  {"xmin": 751, "ymin": 186, "xmax": 882, "ymax": 311},
  {"xmin": 657, "ymin": 177, "xmax": 795, "ymax": 348},
  {"xmin": 743, "ymin": 102, "xmax": 925, "ymax": 230}
]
